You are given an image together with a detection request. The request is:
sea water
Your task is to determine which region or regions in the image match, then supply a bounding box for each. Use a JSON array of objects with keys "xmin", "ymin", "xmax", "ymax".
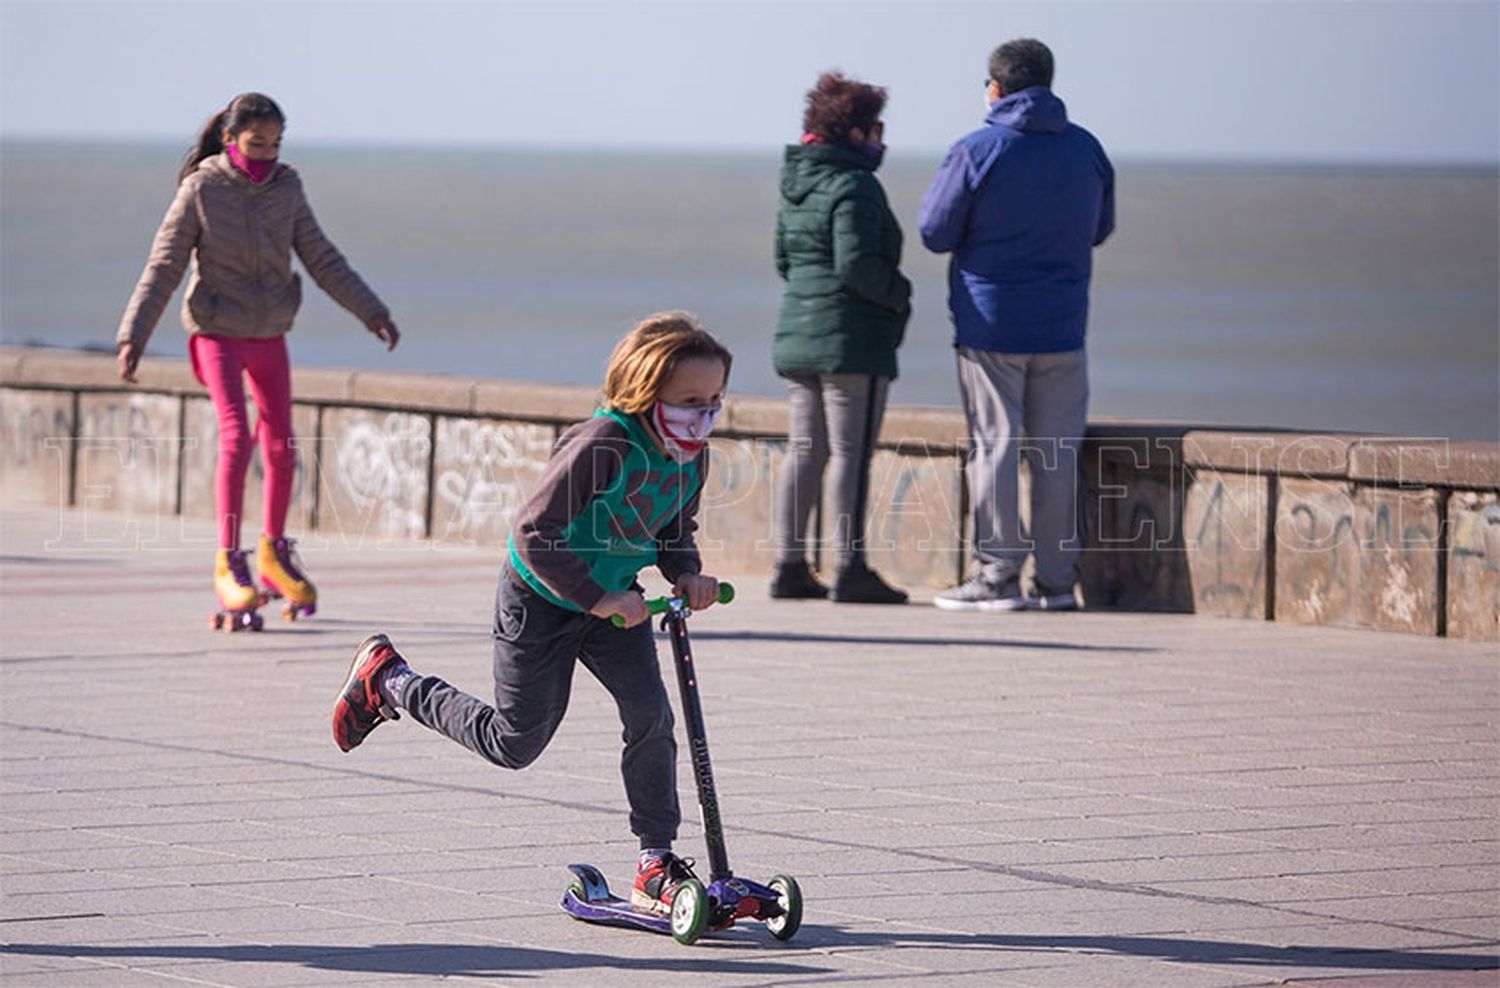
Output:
[{"xmin": 2, "ymin": 141, "xmax": 1495, "ymax": 440}]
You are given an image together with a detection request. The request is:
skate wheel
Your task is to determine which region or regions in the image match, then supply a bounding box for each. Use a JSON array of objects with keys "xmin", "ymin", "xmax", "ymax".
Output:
[
  {"xmin": 670, "ymin": 878, "xmax": 707, "ymax": 945},
  {"xmin": 765, "ymin": 875, "xmax": 802, "ymax": 941}
]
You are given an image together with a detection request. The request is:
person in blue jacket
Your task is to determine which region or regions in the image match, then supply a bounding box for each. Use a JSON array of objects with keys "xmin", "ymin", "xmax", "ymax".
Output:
[{"xmin": 918, "ymin": 38, "xmax": 1114, "ymax": 612}]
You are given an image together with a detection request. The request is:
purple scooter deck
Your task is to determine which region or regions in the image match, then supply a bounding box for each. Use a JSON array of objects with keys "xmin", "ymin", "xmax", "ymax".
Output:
[{"xmin": 561, "ymin": 864, "xmax": 674, "ymax": 936}]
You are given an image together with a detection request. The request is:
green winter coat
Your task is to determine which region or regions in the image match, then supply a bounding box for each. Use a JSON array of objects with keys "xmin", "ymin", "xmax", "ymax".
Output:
[{"xmin": 773, "ymin": 143, "xmax": 912, "ymax": 380}]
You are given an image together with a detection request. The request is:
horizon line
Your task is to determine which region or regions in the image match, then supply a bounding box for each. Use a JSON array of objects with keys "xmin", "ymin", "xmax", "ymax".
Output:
[{"xmin": 1, "ymin": 133, "xmax": 1497, "ymax": 171}]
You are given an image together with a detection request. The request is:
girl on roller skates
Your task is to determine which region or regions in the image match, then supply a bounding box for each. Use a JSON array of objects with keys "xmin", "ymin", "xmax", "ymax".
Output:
[
  {"xmin": 115, "ymin": 93, "xmax": 400, "ymax": 627},
  {"xmin": 333, "ymin": 312, "xmax": 727, "ymax": 915}
]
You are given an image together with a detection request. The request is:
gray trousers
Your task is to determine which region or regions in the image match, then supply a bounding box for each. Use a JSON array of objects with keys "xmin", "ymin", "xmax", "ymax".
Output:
[
  {"xmin": 956, "ymin": 346, "xmax": 1089, "ymax": 593},
  {"xmin": 401, "ymin": 565, "xmax": 680, "ymax": 849},
  {"xmin": 774, "ymin": 373, "xmax": 890, "ymax": 570}
]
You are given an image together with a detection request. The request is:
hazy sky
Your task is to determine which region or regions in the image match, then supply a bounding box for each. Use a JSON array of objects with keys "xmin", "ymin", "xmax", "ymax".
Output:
[{"xmin": 2, "ymin": 0, "xmax": 1497, "ymax": 163}]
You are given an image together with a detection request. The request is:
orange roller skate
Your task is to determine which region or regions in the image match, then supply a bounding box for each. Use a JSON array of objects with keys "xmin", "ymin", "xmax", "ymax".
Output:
[
  {"xmin": 257, "ymin": 535, "xmax": 317, "ymax": 621},
  {"xmin": 211, "ymin": 548, "xmax": 263, "ymax": 632}
]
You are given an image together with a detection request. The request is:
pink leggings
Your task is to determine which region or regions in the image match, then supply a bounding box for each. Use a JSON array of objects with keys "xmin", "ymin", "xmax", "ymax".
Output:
[{"xmin": 190, "ymin": 333, "xmax": 296, "ymax": 549}]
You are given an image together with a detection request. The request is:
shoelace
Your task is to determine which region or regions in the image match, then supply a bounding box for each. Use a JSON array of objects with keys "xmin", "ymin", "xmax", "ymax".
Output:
[
  {"xmin": 665, "ymin": 854, "xmax": 699, "ymax": 883},
  {"xmin": 227, "ymin": 550, "xmax": 254, "ymax": 587},
  {"xmin": 273, "ymin": 538, "xmax": 307, "ymax": 582}
]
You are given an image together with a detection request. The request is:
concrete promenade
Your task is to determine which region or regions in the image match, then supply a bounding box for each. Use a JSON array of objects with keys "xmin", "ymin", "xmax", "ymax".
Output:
[{"xmin": 1, "ymin": 506, "xmax": 1496, "ymax": 987}]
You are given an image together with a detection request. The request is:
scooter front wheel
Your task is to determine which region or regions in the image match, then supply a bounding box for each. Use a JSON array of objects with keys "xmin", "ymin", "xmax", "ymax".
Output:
[
  {"xmin": 765, "ymin": 874, "xmax": 802, "ymax": 941},
  {"xmin": 670, "ymin": 879, "xmax": 707, "ymax": 945}
]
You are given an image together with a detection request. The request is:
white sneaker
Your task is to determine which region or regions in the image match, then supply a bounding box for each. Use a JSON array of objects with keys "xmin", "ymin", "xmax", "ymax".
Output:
[{"xmin": 934, "ymin": 574, "xmax": 1028, "ymax": 612}]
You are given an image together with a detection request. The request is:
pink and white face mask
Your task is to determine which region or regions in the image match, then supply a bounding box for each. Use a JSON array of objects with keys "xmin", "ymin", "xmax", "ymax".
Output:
[
  {"xmin": 226, "ymin": 144, "xmax": 277, "ymax": 184},
  {"xmin": 651, "ymin": 401, "xmax": 722, "ymax": 463}
]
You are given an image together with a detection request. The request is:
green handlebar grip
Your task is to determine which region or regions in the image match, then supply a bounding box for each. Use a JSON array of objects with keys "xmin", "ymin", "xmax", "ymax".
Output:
[{"xmin": 611, "ymin": 582, "xmax": 735, "ymax": 627}]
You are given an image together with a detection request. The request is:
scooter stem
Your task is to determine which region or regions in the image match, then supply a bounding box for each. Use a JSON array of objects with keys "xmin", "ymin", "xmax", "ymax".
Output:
[{"xmin": 663, "ymin": 600, "xmax": 733, "ymax": 884}]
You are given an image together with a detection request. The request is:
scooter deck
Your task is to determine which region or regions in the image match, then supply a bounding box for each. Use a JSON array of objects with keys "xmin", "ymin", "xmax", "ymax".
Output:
[{"xmin": 561, "ymin": 864, "xmax": 673, "ymax": 936}]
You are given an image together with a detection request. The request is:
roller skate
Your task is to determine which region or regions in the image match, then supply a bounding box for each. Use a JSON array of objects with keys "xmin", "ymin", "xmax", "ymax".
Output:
[
  {"xmin": 257, "ymin": 535, "xmax": 317, "ymax": 621},
  {"xmin": 211, "ymin": 548, "xmax": 263, "ymax": 632}
]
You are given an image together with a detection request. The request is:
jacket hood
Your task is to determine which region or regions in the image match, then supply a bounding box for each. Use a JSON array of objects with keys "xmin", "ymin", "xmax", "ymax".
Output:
[
  {"xmin": 780, "ymin": 143, "xmax": 878, "ymax": 204},
  {"xmin": 985, "ymin": 86, "xmax": 1068, "ymax": 134}
]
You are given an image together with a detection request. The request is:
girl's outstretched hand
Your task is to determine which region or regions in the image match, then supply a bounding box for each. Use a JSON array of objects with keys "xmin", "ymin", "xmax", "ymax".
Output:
[
  {"xmin": 591, "ymin": 590, "xmax": 649, "ymax": 629},
  {"xmin": 117, "ymin": 342, "xmax": 141, "ymax": 383},
  {"xmin": 674, "ymin": 573, "xmax": 721, "ymax": 612},
  {"xmin": 367, "ymin": 315, "xmax": 400, "ymax": 351}
]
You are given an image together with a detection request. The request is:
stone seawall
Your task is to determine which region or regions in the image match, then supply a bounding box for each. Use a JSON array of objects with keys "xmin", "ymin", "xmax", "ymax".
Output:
[{"xmin": 3, "ymin": 345, "xmax": 1496, "ymax": 641}]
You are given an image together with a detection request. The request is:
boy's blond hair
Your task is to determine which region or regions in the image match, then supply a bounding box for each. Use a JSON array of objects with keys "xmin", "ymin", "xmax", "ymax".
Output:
[{"xmin": 601, "ymin": 312, "xmax": 733, "ymax": 415}]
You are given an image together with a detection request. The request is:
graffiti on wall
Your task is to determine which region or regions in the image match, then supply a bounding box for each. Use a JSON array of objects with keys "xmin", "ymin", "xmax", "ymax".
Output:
[
  {"xmin": 1185, "ymin": 473, "xmax": 1266, "ymax": 617},
  {"xmin": 431, "ymin": 418, "xmax": 553, "ymax": 545},
  {"xmin": 0, "ymin": 391, "xmax": 71, "ymax": 502},
  {"xmin": 322, "ymin": 411, "xmax": 431, "ymax": 541},
  {"xmin": 75, "ymin": 394, "xmax": 180, "ymax": 516},
  {"xmin": 1277, "ymin": 482, "xmax": 1438, "ymax": 631}
]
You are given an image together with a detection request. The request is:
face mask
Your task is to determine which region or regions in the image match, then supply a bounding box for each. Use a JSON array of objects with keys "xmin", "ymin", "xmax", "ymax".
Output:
[
  {"xmin": 226, "ymin": 144, "xmax": 277, "ymax": 184},
  {"xmin": 651, "ymin": 401, "xmax": 722, "ymax": 463}
]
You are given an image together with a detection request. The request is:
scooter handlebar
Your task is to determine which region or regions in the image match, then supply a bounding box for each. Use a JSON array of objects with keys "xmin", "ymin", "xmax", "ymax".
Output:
[{"xmin": 611, "ymin": 582, "xmax": 735, "ymax": 628}]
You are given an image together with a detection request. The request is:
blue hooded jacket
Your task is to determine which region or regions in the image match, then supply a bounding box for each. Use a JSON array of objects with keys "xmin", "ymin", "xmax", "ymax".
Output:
[{"xmin": 918, "ymin": 87, "xmax": 1114, "ymax": 354}]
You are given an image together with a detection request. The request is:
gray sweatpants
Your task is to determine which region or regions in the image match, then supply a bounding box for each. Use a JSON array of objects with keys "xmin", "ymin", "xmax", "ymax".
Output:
[
  {"xmin": 774, "ymin": 373, "xmax": 890, "ymax": 570},
  {"xmin": 400, "ymin": 565, "xmax": 680, "ymax": 849},
  {"xmin": 956, "ymin": 346, "xmax": 1089, "ymax": 594}
]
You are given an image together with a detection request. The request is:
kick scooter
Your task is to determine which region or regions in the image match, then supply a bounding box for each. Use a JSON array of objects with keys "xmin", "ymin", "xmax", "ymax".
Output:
[{"xmin": 560, "ymin": 582, "xmax": 803, "ymax": 945}]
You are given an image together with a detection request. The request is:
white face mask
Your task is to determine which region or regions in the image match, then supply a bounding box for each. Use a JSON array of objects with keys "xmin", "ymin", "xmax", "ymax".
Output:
[{"xmin": 652, "ymin": 401, "xmax": 722, "ymax": 462}]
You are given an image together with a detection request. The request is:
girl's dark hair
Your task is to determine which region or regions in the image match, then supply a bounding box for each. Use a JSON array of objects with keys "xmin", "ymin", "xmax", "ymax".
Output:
[
  {"xmin": 178, "ymin": 92, "xmax": 285, "ymax": 183},
  {"xmin": 801, "ymin": 71, "xmax": 887, "ymax": 145}
]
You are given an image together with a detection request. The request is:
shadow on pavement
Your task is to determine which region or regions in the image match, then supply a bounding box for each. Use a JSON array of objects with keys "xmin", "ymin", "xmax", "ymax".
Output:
[
  {"xmin": 5, "ymin": 930, "xmax": 1496, "ymax": 977},
  {"xmin": 0, "ymin": 940, "xmax": 824, "ymax": 978},
  {"xmin": 792, "ymin": 926, "xmax": 1500, "ymax": 971},
  {"xmin": 688, "ymin": 629, "xmax": 1160, "ymax": 652}
]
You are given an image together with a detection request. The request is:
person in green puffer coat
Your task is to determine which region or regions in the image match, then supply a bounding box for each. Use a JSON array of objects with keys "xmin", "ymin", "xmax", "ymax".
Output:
[{"xmin": 771, "ymin": 71, "xmax": 913, "ymax": 605}]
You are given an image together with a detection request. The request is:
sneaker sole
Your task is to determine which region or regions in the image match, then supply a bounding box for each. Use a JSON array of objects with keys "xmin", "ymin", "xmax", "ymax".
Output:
[
  {"xmin": 629, "ymin": 889, "xmax": 672, "ymax": 914},
  {"xmin": 934, "ymin": 596, "xmax": 1030, "ymax": 612}
]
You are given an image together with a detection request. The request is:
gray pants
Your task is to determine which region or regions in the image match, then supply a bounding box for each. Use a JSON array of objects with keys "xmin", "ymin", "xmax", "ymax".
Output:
[
  {"xmin": 774, "ymin": 373, "xmax": 890, "ymax": 570},
  {"xmin": 401, "ymin": 565, "xmax": 680, "ymax": 849},
  {"xmin": 956, "ymin": 346, "xmax": 1089, "ymax": 593}
]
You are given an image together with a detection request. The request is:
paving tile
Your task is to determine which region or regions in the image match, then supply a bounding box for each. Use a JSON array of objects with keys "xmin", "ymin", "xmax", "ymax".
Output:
[{"xmin": 3, "ymin": 506, "xmax": 1498, "ymax": 988}]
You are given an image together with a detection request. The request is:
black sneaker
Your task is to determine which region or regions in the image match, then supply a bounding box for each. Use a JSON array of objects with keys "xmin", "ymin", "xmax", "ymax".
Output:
[
  {"xmin": 769, "ymin": 560, "xmax": 828, "ymax": 599},
  {"xmin": 831, "ymin": 563, "xmax": 908, "ymax": 605},
  {"xmin": 1034, "ymin": 585, "xmax": 1080, "ymax": 611},
  {"xmin": 934, "ymin": 573, "xmax": 1028, "ymax": 612},
  {"xmin": 333, "ymin": 634, "xmax": 405, "ymax": 752}
]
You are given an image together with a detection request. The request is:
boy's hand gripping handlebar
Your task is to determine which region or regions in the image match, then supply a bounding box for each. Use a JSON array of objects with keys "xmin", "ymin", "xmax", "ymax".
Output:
[{"xmin": 611, "ymin": 582, "xmax": 736, "ymax": 627}]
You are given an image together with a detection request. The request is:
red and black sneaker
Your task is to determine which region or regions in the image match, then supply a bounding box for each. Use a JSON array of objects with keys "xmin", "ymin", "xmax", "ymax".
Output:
[
  {"xmin": 631, "ymin": 852, "xmax": 700, "ymax": 914},
  {"xmin": 333, "ymin": 634, "xmax": 405, "ymax": 752}
]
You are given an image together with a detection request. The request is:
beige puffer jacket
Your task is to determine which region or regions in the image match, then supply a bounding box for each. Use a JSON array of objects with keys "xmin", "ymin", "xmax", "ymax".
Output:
[{"xmin": 116, "ymin": 154, "xmax": 389, "ymax": 349}]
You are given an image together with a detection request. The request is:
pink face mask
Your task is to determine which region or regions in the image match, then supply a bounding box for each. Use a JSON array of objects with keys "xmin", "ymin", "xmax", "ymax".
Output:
[
  {"xmin": 651, "ymin": 401, "xmax": 722, "ymax": 463},
  {"xmin": 226, "ymin": 144, "xmax": 277, "ymax": 184}
]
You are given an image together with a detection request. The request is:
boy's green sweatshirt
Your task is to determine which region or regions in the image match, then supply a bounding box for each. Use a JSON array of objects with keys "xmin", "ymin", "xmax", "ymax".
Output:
[{"xmin": 507, "ymin": 409, "xmax": 705, "ymax": 612}]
